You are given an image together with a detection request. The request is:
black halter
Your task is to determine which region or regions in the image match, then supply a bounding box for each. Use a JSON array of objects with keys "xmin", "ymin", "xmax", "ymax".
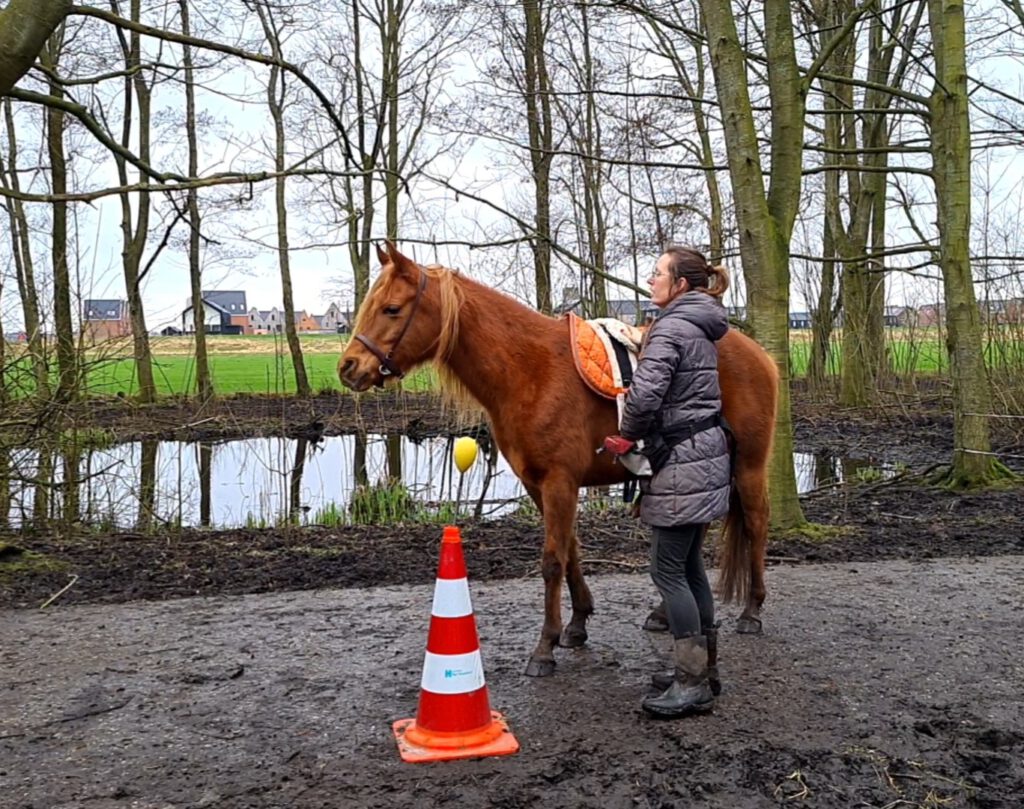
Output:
[{"xmin": 354, "ymin": 270, "xmax": 428, "ymax": 380}]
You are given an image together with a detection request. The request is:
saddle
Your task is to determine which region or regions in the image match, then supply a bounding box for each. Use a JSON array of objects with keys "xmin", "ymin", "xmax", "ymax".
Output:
[
  {"xmin": 567, "ymin": 313, "xmax": 644, "ymax": 400},
  {"xmin": 567, "ymin": 313, "xmax": 651, "ymax": 478}
]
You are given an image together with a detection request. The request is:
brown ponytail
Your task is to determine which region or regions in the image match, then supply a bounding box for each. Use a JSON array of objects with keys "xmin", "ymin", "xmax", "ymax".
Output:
[
  {"xmin": 705, "ymin": 264, "xmax": 730, "ymax": 299},
  {"xmin": 664, "ymin": 245, "xmax": 730, "ymax": 299}
]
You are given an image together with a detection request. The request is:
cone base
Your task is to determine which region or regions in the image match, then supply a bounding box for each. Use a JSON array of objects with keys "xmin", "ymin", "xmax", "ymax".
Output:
[{"xmin": 393, "ymin": 711, "xmax": 520, "ymax": 763}]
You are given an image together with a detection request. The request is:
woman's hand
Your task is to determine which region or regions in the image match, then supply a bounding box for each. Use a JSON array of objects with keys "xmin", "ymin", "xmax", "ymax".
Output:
[{"xmin": 602, "ymin": 435, "xmax": 636, "ymax": 456}]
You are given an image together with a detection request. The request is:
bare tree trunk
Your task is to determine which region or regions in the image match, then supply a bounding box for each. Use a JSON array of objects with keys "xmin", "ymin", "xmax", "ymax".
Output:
[
  {"xmin": 113, "ymin": 0, "xmax": 156, "ymax": 402},
  {"xmin": 701, "ymin": 0, "xmax": 807, "ymax": 529},
  {"xmin": 137, "ymin": 439, "xmax": 156, "ymax": 532},
  {"xmin": 645, "ymin": 10, "xmax": 725, "ymax": 261},
  {"xmin": 383, "ymin": 0, "xmax": 403, "ymax": 483},
  {"xmin": 384, "ymin": 0, "xmax": 401, "ymax": 242},
  {"xmin": 344, "ymin": 0, "xmax": 375, "ymax": 312},
  {"xmin": 578, "ymin": 3, "xmax": 607, "ymax": 318},
  {"xmin": 807, "ymin": 219, "xmax": 838, "ymax": 396},
  {"xmin": 179, "ymin": 0, "xmax": 212, "ymax": 402},
  {"xmin": 0, "ymin": 99, "xmax": 49, "ymax": 400},
  {"xmin": 42, "ymin": 33, "xmax": 77, "ymax": 406},
  {"xmin": 34, "ymin": 447, "xmax": 54, "ymax": 529},
  {"xmin": 928, "ymin": 0, "xmax": 1006, "ymax": 486},
  {"xmin": 830, "ymin": 1, "xmax": 918, "ymax": 405},
  {"xmin": 252, "ymin": 3, "xmax": 310, "ymax": 397},
  {"xmin": 553, "ymin": 1, "xmax": 608, "ymax": 317},
  {"xmin": 522, "ymin": 0, "xmax": 553, "ymax": 314}
]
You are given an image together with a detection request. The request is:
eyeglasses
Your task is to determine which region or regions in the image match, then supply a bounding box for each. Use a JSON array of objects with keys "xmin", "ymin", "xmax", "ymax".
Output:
[{"xmin": 647, "ymin": 271, "xmax": 671, "ymax": 282}]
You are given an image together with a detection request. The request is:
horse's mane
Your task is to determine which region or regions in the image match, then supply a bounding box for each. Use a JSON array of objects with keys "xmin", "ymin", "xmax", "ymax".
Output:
[
  {"xmin": 427, "ymin": 264, "xmax": 485, "ymax": 424},
  {"xmin": 424, "ymin": 264, "xmax": 463, "ymax": 364}
]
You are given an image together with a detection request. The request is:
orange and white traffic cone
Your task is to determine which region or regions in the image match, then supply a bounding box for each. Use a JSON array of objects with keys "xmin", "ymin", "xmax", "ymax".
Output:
[{"xmin": 392, "ymin": 525, "xmax": 520, "ymax": 763}]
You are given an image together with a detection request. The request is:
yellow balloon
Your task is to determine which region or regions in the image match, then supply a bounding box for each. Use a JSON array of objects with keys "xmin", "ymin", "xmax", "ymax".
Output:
[{"xmin": 453, "ymin": 436, "xmax": 479, "ymax": 473}]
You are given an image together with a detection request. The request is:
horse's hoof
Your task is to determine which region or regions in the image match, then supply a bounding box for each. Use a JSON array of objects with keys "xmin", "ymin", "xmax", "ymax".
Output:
[
  {"xmin": 736, "ymin": 616, "xmax": 763, "ymax": 635},
  {"xmin": 559, "ymin": 627, "xmax": 588, "ymax": 648},
  {"xmin": 525, "ymin": 658, "xmax": 556, "ymax": 678}
]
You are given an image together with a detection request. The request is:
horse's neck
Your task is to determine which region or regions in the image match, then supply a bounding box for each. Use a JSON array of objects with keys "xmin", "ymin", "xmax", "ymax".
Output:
[{"xmin": 442, "ymin": 277, "xmax": 556, "ymax": 412}]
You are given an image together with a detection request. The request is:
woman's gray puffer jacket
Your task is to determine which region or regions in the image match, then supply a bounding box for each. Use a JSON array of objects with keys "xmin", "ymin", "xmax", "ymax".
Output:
[{"xmin": 619, "ymin": 291, "xmax": 731, "ymax": 528}]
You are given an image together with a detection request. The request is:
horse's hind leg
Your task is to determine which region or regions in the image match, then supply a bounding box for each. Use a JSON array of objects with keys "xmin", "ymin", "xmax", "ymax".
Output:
[
  {"xmin": 525, "ymin": 476, "xmax": 580, "ymax": 677},
  {"xmin": 735, "ymin": 465, "xmax": 769, "ymax": 634},
  {"xmin": 560, "ymin": 528, "xmax": 593, "ymax": 648}
]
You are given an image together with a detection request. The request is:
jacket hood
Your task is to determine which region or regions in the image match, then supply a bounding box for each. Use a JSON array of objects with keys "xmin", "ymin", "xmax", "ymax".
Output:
[{"xmin": 660, "ymin": 291, "xmax": 729, "ymax": 341}]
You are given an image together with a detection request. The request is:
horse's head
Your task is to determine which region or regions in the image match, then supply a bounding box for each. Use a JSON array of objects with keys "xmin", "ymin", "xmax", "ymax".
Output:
[{"xmin": 339, "ymin": 242, "xmax": 453, "ymax": 391}]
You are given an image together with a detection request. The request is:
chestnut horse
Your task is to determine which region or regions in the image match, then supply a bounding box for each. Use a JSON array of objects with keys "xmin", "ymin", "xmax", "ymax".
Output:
[{"xmin": 339, "ymin": 243, "xmax": 778, "ymax": 677}]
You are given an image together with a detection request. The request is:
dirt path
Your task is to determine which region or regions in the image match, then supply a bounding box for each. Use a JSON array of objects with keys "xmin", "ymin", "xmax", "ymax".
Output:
[{"xmin": 3, "ymin": 555, "xmax": 1022, "ymax": 809}]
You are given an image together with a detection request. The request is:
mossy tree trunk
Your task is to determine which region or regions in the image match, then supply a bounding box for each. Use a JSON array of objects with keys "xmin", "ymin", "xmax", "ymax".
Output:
[
  {"xmin": 0, "ymin": 0, "xmax": 69, "ymax": 97},
  {"xmin": 701, "ymin": 0, "xmax": 811, "ymax": 529},
  {"xmin": 928, "ymin": 0, "xmax": 1005, "ymax": 486}
]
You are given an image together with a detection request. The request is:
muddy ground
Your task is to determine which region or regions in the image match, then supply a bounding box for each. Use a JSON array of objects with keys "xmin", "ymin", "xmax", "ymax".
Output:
[{"xmin": 2, "ymin": 389, "xmax": 1024, "ymax": 807}]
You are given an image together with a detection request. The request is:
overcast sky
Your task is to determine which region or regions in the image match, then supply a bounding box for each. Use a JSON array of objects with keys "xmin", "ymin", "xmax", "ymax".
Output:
[{"xmin": 2, "ymin": 2, "xmax": 1022, "ymax": 334}]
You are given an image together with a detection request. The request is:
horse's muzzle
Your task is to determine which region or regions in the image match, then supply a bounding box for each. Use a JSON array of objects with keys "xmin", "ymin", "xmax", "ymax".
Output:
[{"xmin": 339, "ymin": 358, "xmax": 372, "ymax": 392}]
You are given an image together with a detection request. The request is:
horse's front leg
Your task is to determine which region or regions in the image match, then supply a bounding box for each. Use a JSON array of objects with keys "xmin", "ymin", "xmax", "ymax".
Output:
[
  {"xmin": 525, "ymin": 476, "xmax": 582, "ymax": 677},
  {"xmin": 560, "ymin": 527, "xmax": 593, "ymax": 648}
]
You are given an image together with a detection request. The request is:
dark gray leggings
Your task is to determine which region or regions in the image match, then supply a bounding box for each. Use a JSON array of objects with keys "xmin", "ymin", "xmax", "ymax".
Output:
[{"xmin": 650, "ymin": 524, "xmax": 714, "ymax": 639}]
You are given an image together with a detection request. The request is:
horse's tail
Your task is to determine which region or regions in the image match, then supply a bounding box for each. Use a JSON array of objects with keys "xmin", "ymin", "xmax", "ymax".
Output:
[{"xmin": 716, "ymin": 479, "xmax": 763, "ymax": 605}]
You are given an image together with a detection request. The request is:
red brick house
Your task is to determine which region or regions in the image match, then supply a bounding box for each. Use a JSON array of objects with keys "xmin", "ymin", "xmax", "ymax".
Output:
[{"xmin": 82, "ymin": 299, "xmax": 131, "ymax": 341}]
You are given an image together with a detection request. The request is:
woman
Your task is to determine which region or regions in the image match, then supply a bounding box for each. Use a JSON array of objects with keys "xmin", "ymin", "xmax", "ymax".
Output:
[{"xmin": 602, "ymin": 245, "xmax": 731, "ymax": 718}]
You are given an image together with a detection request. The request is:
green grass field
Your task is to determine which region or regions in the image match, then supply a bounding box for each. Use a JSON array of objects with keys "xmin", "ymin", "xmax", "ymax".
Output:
[
  {"xmin": 3, "ymin": 330, "xmax": 1022, "ymax": 399},
  {"xmin": 787, "ymin": 329, "xmax": 1023, "ymax": 377},
  {"xmin": 2, "ymin": 334, "xmax": 438, "ymax": 397}
]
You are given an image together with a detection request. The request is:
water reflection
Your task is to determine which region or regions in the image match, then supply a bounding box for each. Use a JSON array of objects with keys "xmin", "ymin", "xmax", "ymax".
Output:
[
  {"xmin": 2, "ymin": 439, "xmax": 895, "ymax": 531},
  {"xmin": 6, "ymin": 434, "xmax": 524, "ymax": 531},
  {"xmin": 793, "ymin": 452, "xmax": 898, "ymax": 492}
]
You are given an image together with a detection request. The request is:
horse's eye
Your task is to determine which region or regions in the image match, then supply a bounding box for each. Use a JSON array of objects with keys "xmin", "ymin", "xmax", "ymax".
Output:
[{"xmin": 383, "ymin": 305, "xmax": 401, "ymax": 317}]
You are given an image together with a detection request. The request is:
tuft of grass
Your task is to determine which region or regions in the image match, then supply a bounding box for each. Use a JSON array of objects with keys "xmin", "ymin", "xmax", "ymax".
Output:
[
  {"xmin": 61, "ymin": 427, "xmax": 117, "ymax": 451},
  {"xmin": 311, "ymin": 501, "xmax": 346, "ymax": 527},
  {"xmin": 852, "ymin": 465, "xmax": 886, "ymax": 483},
  {"xmin": 349, "ymin": 480, "xmax": 417, "ymax": 525},
  {"xmin": 419, "ymin": 501, "xmax": 461, "ymax": 524},
  {"xmin": 244, "ymin": 512, "xmax": 271, "ymax": 530},
  {"xmin": 774, "ymin": 522, "xmax": 854, "ymax": 543},
  {"xmin": 0, "ymin": 548, "xmax": 70, "ymax": 582},
  {"xmin": 509, "ymin": 495, "xmax": 541, "ymax": 522}
]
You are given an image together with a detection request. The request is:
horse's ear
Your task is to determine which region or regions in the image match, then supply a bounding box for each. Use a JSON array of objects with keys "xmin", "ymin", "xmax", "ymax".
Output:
[
  {"xmin": 375, "ymin": 242, "xmax": 389, "ymax": 266},
  {"xmin": 386, "ymin": 242, "xmax": 421, "ymax": 283}
]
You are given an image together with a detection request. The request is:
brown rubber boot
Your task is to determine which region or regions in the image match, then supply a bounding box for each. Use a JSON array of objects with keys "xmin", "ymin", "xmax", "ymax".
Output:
[
  {"xmin": 651, "ymin": 625, "xmax": 721, "ymax": 696},
  {"xmin": 642, "ymin": 635, "xmax": 714, "ymax": 718}
]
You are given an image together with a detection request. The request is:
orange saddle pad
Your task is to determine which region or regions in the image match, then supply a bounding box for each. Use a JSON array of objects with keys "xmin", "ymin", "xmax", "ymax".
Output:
[{"xmin": 567, "ymin": 313, "xmax": 638, "ymax": 400}]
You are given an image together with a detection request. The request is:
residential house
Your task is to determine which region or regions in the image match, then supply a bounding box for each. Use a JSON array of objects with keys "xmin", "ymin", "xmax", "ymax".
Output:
[
  {"xmin": 182, "ymin": 290, "xmax": 247, "ymax": 334},
  {"xmin": 981, "ymin": 297, "xmax": 1024, "ymax": 325},
  {"xmin": 319, "ymin": 302, "xmax": 349, "ymax": 332},
  {"xmin": 884, "ymin": 305, "xmax": 916, "ymax": 327},
  {"xmin": 915, "ymin": 303, "xmax": 945, "ymax": 327},
  {"xmin": 249, "ymin": 306, "xmax": 283, "ymax": 334},
  {"xmin": 82, "ymin": 299, "xmax": 131, "ymax": 341},
  {"xmin": 788, "ymin": 311, "xmax": 812, "ymax": 329},
  {"xmin": 294, "ymin": 311, "xmax": 320, "ymax": 332},
  {"xmin": 556, "ymin": 296, "xmax": 658, "ymax": 325}
]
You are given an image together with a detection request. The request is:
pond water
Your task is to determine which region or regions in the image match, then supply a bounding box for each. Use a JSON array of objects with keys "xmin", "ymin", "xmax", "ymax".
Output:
[{"xmin": 2, "ymin": 436, "xmax": 897, "ymax": 531}]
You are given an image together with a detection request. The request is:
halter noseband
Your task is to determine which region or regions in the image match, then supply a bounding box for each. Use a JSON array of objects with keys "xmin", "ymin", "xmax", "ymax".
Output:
[{"xmin": 353, "ymin": 269, "xmax": 428, "ymax": 380}]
